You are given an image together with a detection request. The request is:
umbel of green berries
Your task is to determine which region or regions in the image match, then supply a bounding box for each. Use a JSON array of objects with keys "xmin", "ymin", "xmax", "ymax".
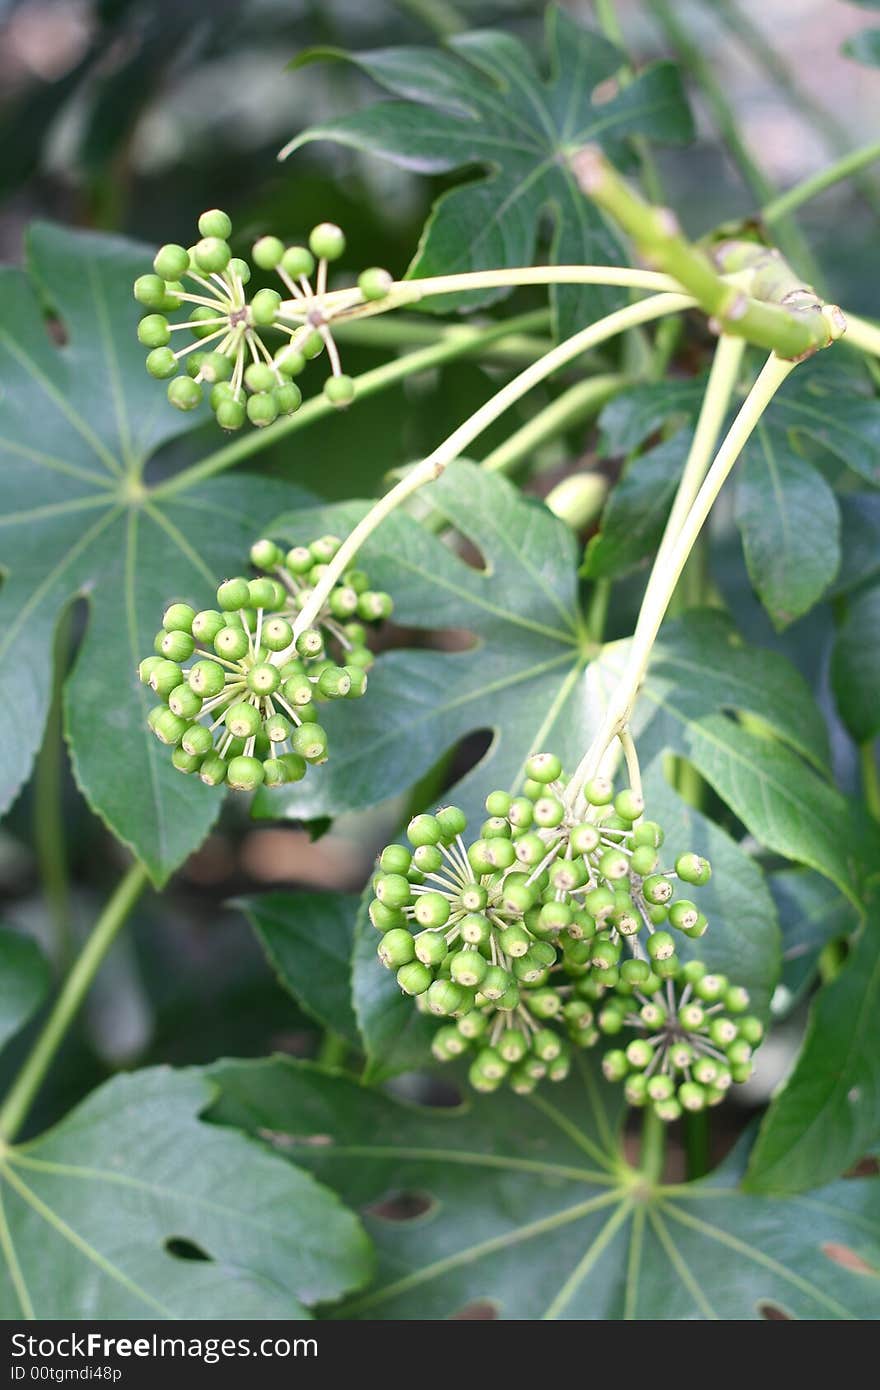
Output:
[
  {"xmin": 370, "ymin": 751, "xmax": 760, "ymax": 1104},
  {"xmin": 600, "ymin": 958, "xmax": 763, "ymax": 1122},
  {"xmin": 134, "ymin": 208, "xmax": 395, "ymax": 430},
  {"xmin": 139, "ymin": 534, "xmax": 393, "ymax": 791}
]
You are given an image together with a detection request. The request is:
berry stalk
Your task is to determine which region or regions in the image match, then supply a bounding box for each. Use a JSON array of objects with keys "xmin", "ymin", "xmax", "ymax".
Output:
[
  {"xmin": 288, "ymin": 292, "xmax": 693, "ymax": 643},
  {"xmin": 566, "ymin": 351, "xmax": 797, "ymax": 808},
  {"xmin": 0, "ymin": 863, "xmax": 149, "ymax": 1143}
]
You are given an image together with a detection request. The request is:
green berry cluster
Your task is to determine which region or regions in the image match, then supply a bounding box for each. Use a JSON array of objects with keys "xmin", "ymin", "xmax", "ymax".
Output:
[
  {"xmin": 370, "ymin": 751, "xmax": 760, "ymax": 1105},
  {"xmin": 600, "ymin": 958, "xmax": 762, "ymax": 1122},
  {"xmin": 134, "ymin": 209, "xmax": 394, "ymax": 429},
  {"xmin": 139, "ymin": 534, "xmax": 392, "ymax": 791}
]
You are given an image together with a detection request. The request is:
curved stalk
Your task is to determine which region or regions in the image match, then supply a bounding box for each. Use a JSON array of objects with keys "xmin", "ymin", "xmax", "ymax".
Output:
[
  {"xmin": 289, "ymin": 292, "xmax": 693, "ymax": 641},
  {"xmin": 565, "ymin": 352, "xmax": 796, "ymax": 808},
  {"xmin": 763, "ymin": 141, "xmax": 880, "ymax": 226},
  {"xmin": 0, "ymin": 863, "xmax": 149, "ymax": 1144}
]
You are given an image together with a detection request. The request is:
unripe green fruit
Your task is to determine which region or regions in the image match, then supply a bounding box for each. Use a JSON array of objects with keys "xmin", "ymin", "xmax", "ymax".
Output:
[
  {"xmin": 738, "ymin": 1015, "xmax": 764, "ymax": 1046},
  {"xmin": 156, "ymin": 629, "xmax": 194, "ymax": 662},
  {"xmin": 138, "ymin": 655, "xmax": 162, "ymax": 685},
  {"xmin": 172, "ymin": 746, "xmax": 202, "ymax": 774},
  {"xmin": 626, "ymin": 1038, "xmax": 654, "ymax": 1070},
  {"xmin": 643, "ymin": 873, "xmax": 673, "ymax": 905},
  {"xmin": 457, "ymin": 1010, "xmax": 488, "ymax": 1040},
  {"xmin": 168, "ymin": 376, "xmax": 202, "ymax": 411},
  {"xmin": 725, "ymin": 985, "xmax": 750, "ymax": 1014},
  {"xmin": 413, "ymin": 892, "xmax": 450, "ymax": 930},
  {"xmin": 276, "ymin": 348, "xmax": 305, "ymax": 377},
  {"xmin": 433, "ymin": 1025, "xmax": 467, "ymax": 1061},
  {"xmin": 357, "ymin": 590, "xmax": 393, "ymax": 622},
  {"xmin": 148, "ymin": 659, "xmax": 182, "ymax": 698},
  {"xmin": 647, "ymin": 1074, "xmax": 675, "ymax": 1103},
  {"xmin": 695, "ymin": 973, "xmax": 727, "ymax": 1003},
  {"xmin": 252, "ymin": 236, "xmax": 285, "ymax": 270},
  {"xmin": 309, "ymin": 222, "xmax": 346, "ymax": 261},
  {"xmin": 302, "ymin": 331, "xmax": 324, "ymax": 360},
  {"xmin": 213, "ymin": 627, "xmax": 249, "ymax": 661},
  {"xmin": 692, "ymin": 1057, "xmax": 719, "ymax": 1086},
  {"xmin": 285, "ymin": 546, "xmax": 312, "ymax": 575},
  {"xmin": 668, "ymin": 900, "xmax": 699, "ymax": 932},
  {"xmin": 533, "ymin": 1029, "xmax": 562, "ymax": 1062},
  {"xmin": 407, "ymin": 813, "xmax": 443, "ymax": 847},
  {"xmin": 358, "ymin": 266, "xmax": 393, "ymax": 300},
  {"xmin": 168, "ymin": 684, "xmax": 202, "ymax": 719},
  {"xmin": 150, "ymin": 707, "xmax": 187, "ymax": 745},
  {"xmin": 570, "ymin": 822, "xmax": 600, "ymax": 854},
  {"xmin": 324, "ymin": 375, "xmax": 355, "ymax": 408},
  {"xmin": 292, "ymin": 722, "xmax": 328, "ymax": 762},
  {"xmin": 278, "ymin": 245, "xmax": 314, "ymax": 278},
  {"xmin": 529, "ymin": 988, "xmax": 562, "ymax": 1019},
  {"xmin": 198, "ymin": 208, "xmax": 231, "ymax": 239},
  {"xmin": 598, "ymin": 849, "xmax": 629, "ymax": 881},
  {"xmin": 216, "ymin": 577, "xmax": 249, "ymax": 611},
  {"xmin": 200, "ymin": 352, "xmax": 233, "ymax": 384},
  {"xmin": 225, "ymin": 702, "xmax": 261, "ymax": 739},
  {"xmin": 676, "ymin": 852, "xmax": 712, "ymax": 886},
  {"xmin": 213, "ymin": 397, "xmax": 244, "ymax": 431},
  {"xmin": 584, "ymin": 885, "xmax": 615, "ymax": 921},
  {"xmin": 193, "ymin": 236, "xmax": 230, "ymax": 273},
  {"xmin": 163, "ymin": 602, "xmax": 196, "ymax": 634},
  {"xmin": 621, "ymin": 958, "xmax": 650, "ymax": 986},
  {"xmin": 397, "ymin": 961, "xmax": 431, "ymax": 996},
  {"xmin": 614, "ymin": 789, "xmax": 644, "ymax": 822},
  {"xmin": 727, "ymin": 1038, "xmax": 753, "ymax": 1067},
  {"xmin": 624, "ymin": 1074, "xmax": 648, "ymax": 1106},
  {"xmin": 375, "ymin": 874, "xmax": 413, "ymax": 910},
  {"xmin": 146, "ymin": 346, "xmax": 177, "ymax": 379},
  {"xmin": 459, "ymin": 913, "xmax": 491, "ymax": 946},
  {"xmin": 647, "ymin": 930, "xmax": 675, "ymax": 961},
  {"xmin": 414, "ymin": 931, "xmax": 447, "ymax": 967},
  {"xmin": 480, "ymin": 965, "xmax": 512, "ymax": 1001},
  {"xmin": 654, "ymin": 1097, "xmax": 682, "ymax": 1123},
  {"xmin": 275, "ymin": 383, "xmax": 303, "ymax": 416},
  {"xmin": 369, "ymin": 899, "xmax": 403, "ymax": 932},
  {"xmin": 317, "ymin": 666, "xmax": 352, "ymax": 700},
  {"xmin": 197, "ymin": 754, "xmax": 227, "ymax": 786},
  {"xmin": 154, "ymin": 243, "xmax": 190, "ymax": 280},
  {"xmin": 182, "ymin": 724, "xmax": 213, "ymax": 758},
  {"xmin": 263, "ymin": 714, "xmax": 291, "ymax": 744},
  {"xmin": 449, "ymin": 950, "xmax": 488, "ymax": 988},
  {"xmin": 602, "ymin": 1049, "xmax": 629, "ymax": 1082},
  {"xmin": 134, "ymin": 273, "xmax": 167, "ymax": 308},
  {"xmin": 598, "ymin": 1004, "xmax": 624, "ymax": 1035},
  {"xmin": 246, "ymin": 664, "xmax": 280, "ymax": 698},
  {"xmin": 681, "ymin": 959, "xmax": 706, "ymax": 985},
  {"xmin": 246, "ymin": 392, "xmax": 278, "ymax": 428},
  {"xmin": 377, "ymin": 928, "xmax": 415, "ymax": 969},
  {"xmin": 138, "ymin": 314, "xmax": 171, "ymax": 348},
  {"xmin": 262, "ymin": 618, "xmax": 292, "ymax": 652},
  {"xmin": 525, "ymin": 751, "xmax": 562, "ymax": 784},
  {"xmin": 412, "ymin": 844, "xmax": 442, "ymax": 875},
  {"xmin": 244, "ymin": 363, "xmax": 275, "ymax": 394},
  {"xmin": 380, "ymin": 844, "xmax": 412, "ymax": 875},
  {"xmin": 678, "ymin": 1002, "xmax": 705, "ymax": 1032},
  {"xmin": 584, "ymin": 776, "xmax": 613, "ymax": 806},
  {"xmin": 251, "ymin": 288, "xmax": 281, "ymax": 326}
]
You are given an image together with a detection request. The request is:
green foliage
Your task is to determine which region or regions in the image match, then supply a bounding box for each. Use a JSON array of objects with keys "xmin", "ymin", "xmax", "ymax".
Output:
[
  {"xmin": 284, "ymin": 6, "xmax": 693, "ymax": 338},
  {"xmin": 0, "ymin": 931, "xmax": 50, "ymax": 1055},
  {"xmin": 0, "ymin": 1068, "xmax": 371, "ymax": 1319},
  {"xmin": 212, "ymin": 1058, "xmax": 880, "ymax": 1320}
]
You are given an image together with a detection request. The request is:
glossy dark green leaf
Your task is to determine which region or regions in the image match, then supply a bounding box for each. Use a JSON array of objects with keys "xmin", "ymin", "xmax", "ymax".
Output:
[
  {"xmin": 770, "ymin": 869, "xmax": 861, "ymax": 1014},
  {"xmin": 0, "ymin": 930, "xmax": 50, "ymax": 1055},
  {"xmin": 747, "ymin": 873, "xmax": 880, "ymax": 1194},
  {"xmin": 831, "ymin": 493, "xmax": 880, "ymax": 595},
  {"xmin": 770, "ymin": 360, "xmax": 880, "ymax": 486},
  {"xmin": 597, "ymin": 377, "xmax": 705, "ymax": 455},
  {"xmin": 735, "ymin": 426, "xmax": 840, "ymax": 630},
  {"xmin": 283, "ymin": 6, "xmax": 693, "ymax": 339},
  {"xmin": 0, "ymin": 1068, "xmax": 371, "ymax": 1318},
  {"xmin": 831, "ymin": 582, "xmax": 880, "ymax": 742},
  {"xmin": 212, "ymin": 1057, "xmax": 880, "ymax": 1319},
  {"xmin": 0, "ymin": 222, "xmax": 309, "ymax": 883},
  {"xmin": 583, "ymin": 431, "xmax": 691, "ymax": 580},
  {"xmin": 351, "ymin": 893, "xmax": 435, "ymax": 1081},
  {"xmin": 237, "ymin": 893, "xmax": 360, "ymax": 1047}
]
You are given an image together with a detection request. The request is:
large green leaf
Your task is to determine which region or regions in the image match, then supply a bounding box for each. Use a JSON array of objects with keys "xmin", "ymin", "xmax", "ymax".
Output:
[
  {"xmin": 212, "ymin": 1058, "xmax": 880, "ymax": 1319},
  {"xmin": 831, "ymin": 581, "xmax": 880, "ymax": 742},
  {"xmin": 770, "ymin": 869, "xmax": 861, "ymax": 1014},
  {"xmin": 282, "ymin": 6, "xmax": 693, "ymax": 339},
  {"xmin": 582, "ymin": 431, "xmax": 691, "ymax": 581},
  {"xmin": 0, "ymin": 222, "xmax": 310, "ymax": 883},
  {"xmin": 735, "ymin": 426, "xmax": 840, "ymax": 630},
  {"xmin": 0, "ymin": 930, "xmax": 50, "ymax": 1055},
  {"xmin": 0, "ymin": 1068, "xmax": 371, "ymax": 1319},
  {"xmin": 237, "ymin": 892, "xmax": 361, "ymax": 1047},
  {"xmin": 747, "ymin": 867, "xmax": 880, "ymax": 1195}
]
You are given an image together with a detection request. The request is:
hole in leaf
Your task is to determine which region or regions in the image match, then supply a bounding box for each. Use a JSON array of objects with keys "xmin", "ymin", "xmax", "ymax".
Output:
[
  {"xmin": 364, "ymin": 1190, "xmax": 436, "ymax": 1222},
  {"xmin": 165, "ymin": 1237, "xmax": 211, "ymax": 1262},
  {"xmin": 450, "ymin": 1299, "xmax": 500, "ymax": 1319},
  {"xmin": 758, "ymin": 1301, "xmax": 791, "ymax": 1320},
  {"xmin": 592, "ymin": 77, "xmax": 619, "ymax": 107},
  {"xmin": 822, "ymin": 1242, "xmax": 876, "ymax": 1275}
]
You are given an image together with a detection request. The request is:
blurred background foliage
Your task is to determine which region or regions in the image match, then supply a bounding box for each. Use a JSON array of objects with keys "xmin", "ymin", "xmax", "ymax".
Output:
[{"xmin": 1, "ymin": 0, "xmax": 879, "ymax": 1147}]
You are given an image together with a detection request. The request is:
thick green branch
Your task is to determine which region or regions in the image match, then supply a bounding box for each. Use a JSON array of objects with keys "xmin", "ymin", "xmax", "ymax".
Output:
[{"xmin": 572, "ymin": 148, "xmax": 845, "ymax": 358}]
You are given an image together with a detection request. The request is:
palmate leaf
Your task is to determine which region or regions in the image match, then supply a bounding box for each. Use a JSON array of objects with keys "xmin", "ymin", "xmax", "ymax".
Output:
[
  {"xmin": 0, "ymin": 222, "xmax": 309, "ymax": 883},
  {"xmin": 0, "ymin": 929, "xmax": 50, "ymax": 1055},
  {"xmin": 282, "ymin": 5, "xmax": 693, "ymax": 340},
  {"xmin": 211, "ymin": 1058, "xmax": 880, "ymax": 1320},
  {"xmin": 585, "ymin": 354, "xmax": 880, "ymax": 623},
  {"xmin": 0, "ymin": 1068, "xmax": 371, "ymax": 1319}
]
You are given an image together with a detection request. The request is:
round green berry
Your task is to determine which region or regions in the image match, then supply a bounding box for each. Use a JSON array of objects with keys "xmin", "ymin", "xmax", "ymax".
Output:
[
  {"xmin": 168, "ymin": 684, "xmax": 202, "ymax": 719},
  {"xmin": 413, "ymin": 892, "xmax": 450, "ymax": 930},
  {"xmin": 149, "ymin": 707, "xmax": 187, "ymax": 746},
  {"xmin": 291, "ymin": 722, "xmax": 328, "ymax": 762},
  {"xmin": 134, "ymin": 273, "xmax": 167, "ymax": 308},
  {"xmin": 199, "ymin": 754, "xmax": 227, "ymax": 787},
  {"xmin": 194, "ymin": 237, "xmax": 231, "ymax": 273},
  {"xmin": 280, "ymin": 246, "xmax": 315, "ymax": 278},
  {"xmin": 435, "ymin": 805, "xmax": 467, "ymax": 841},
  {"xmin": 427, "ymin": 980, "xmax": 465, "ymax": 1016},
  {"xmin": 155, "ymin": 629, "xmax": 194, "ymax": 662},
  {"xmin": 137, "ymin": 314, "xmax": 170, "ymax": 348},
  {"xmin": 614, "ymin": 789, "xmax": 644, "ymax": 822},
  {"xmin": 407, "ymin": 814, "xmax": 443, "ymax": 847},
  {"xmin": 598, "ymin": 849, "xmax": 629, "ymax": 881},
  {"xmin": 275, "ymin": 382, "xmax": 302, "ymax": 415},
  {"xmin": 246, "ymin": 392, "xmax": 279, "ymax": 428},
  {"xmin": 172, "ymin": 746, "xmax": 201, "ymax": 774},
  {"xmin": 182, "ymin": 724, "xmax": 214, "ymax": 758},
  {"xmin": 154, "ymin": 243, "xmax": 190, "ymax": 280},
  {"xmin": 524, "ymin": 752, "xmax": 562, "ymax": 784},
  {"xmin": 397, "ymin": 961, "xmax": 431, "ymax": 996},
  {"xmin": 309, "ymin": 222, "xmax": 345, "ymax": 260},
  {"xmin": 198, "ymin": 209, "xmax": 232, "ymax": 239},
  {"xmin": 377, "ymin": 928, "xmax": 415, "ymax": 969},
  {"xmin": 217, "ymin": 577, "xmax": 250, "ymax": 610},
  {"xmin": 146, "ymin": 659, "xmax": 180, "ymax": 698},
  {"xmin": 323, "ymin": 375, "xmax": 355, "ymax": 408},
  {"xmin": 358, "ymin": 266, "xmax": 393, "ymax": 301},
  {"xmin": 276, "ymin": 348, "xmax": 305, "ymax": 378},
  {"xmin": 168, "ymin": 376, "xmax": 202, "ymax": 411},
  {"xmin": 225, "ymin": 703, "xmax": 261, "ymax": 739},
  {"xmin": 676, "ymin": 852, "xmax": 712, "ymax": 886},
  {"xmin": 251, "ymin": 288, "xmax": 281, "ymax": 326},
  {"xmin": 414, "ymin": 931, "xmax": 447, "ymax": 967},
  {"xmin": 584, "ymin": 776, "xmax": 613, "ymax": 806},
  {"xmin": 252, "ymin": 236, "xmax": 285, "ymax": 270},
  {"xmin": 145, "ymin": 346, "xmax": 176, "ymax": 379}
]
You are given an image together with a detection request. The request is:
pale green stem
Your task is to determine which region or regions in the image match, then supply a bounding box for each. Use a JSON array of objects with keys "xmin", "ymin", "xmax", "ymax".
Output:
[
  {"xmin": 33, "ymin": 608, "xmax": 74, "ymax": 965},
  {"xmin": 565, "ymin": 352, "xmax": 796, "ymax": 807},
  {"xmin": 0, "ymin": 863, "xmax": 149, "ymax": 1143},
  {"xmin": 290, "ymin": 293, "xmax": 693, "ymax": 641},
  {"xmin": 763, "ymin": 141, "xmax": 880, "ymax": 226},
  {"xmin": 639, "ymin": 1107, "xmax": 666, "ymax": 1183},
  {"xmin": 481, "ymin": 374, "xmax": 625, "ymax": 475},
  {"xmin": 844, "ymin": 313, "xmax": 880, "ymax": 360},
  {"xmin": 152, "ymin": 309, "xmax": 551, "ymax": 500},
  {"xmin": 654, "ymin": 334, "xmax": 746, "ymax": 585}
]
